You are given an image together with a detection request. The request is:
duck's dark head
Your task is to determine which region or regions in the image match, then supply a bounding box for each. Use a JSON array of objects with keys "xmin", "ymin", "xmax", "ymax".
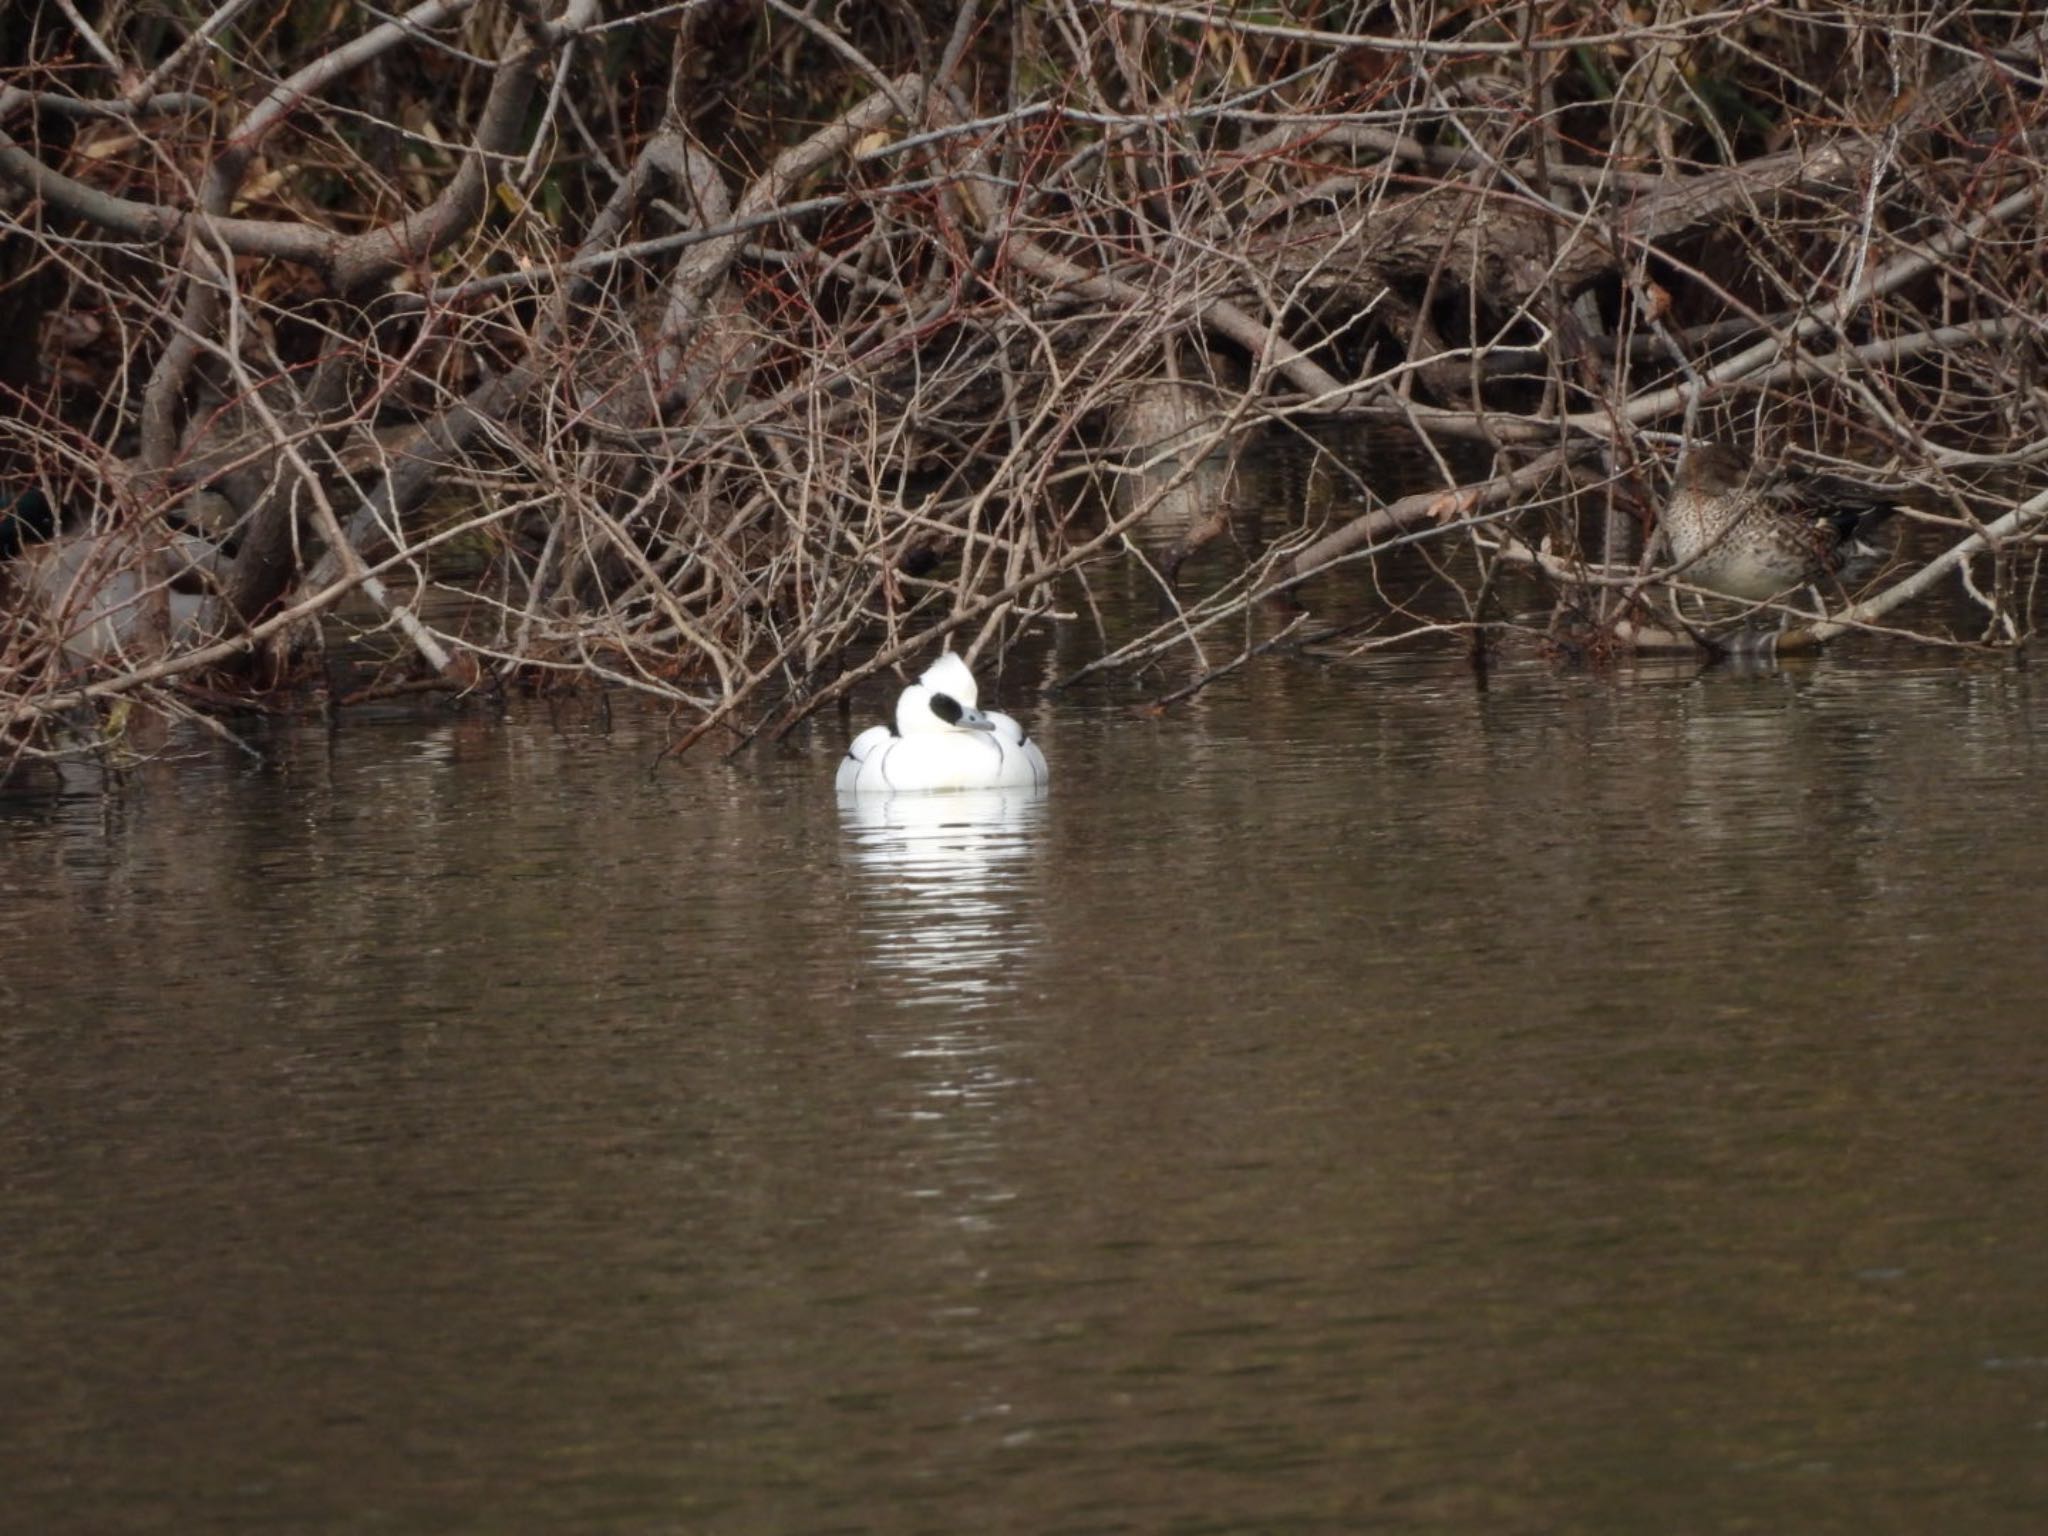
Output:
[
  {"xmin": 1676, "ymin": 443, "xmax": 1750, "ymax": 495},
  {"xmin": 0, "ymin": 489, "xmax": 57, "ymax": 559}
]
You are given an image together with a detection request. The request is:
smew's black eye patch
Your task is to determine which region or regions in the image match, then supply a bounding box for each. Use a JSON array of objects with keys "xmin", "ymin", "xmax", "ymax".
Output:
[{"xmin": 929, "ymin": 693, "xmax": 964, "ymax": 724}]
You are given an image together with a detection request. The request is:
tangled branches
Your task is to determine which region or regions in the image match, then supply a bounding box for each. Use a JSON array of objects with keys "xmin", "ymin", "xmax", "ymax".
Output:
[{"xmin": 4, "ymin": 1, "xmax": 2048, "ymax": 765}]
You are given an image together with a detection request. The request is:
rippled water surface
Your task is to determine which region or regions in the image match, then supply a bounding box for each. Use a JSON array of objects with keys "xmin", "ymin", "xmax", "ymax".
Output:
[{"xmin": 4, "ymin": 650, "xmax": 2047, "ymax": 1533}]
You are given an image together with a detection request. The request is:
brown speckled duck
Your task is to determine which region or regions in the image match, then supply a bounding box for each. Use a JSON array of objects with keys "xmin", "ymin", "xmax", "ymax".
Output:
[{"xmin": 1659, "ymin": 443, "xmax": 1903, "ymax": 602}]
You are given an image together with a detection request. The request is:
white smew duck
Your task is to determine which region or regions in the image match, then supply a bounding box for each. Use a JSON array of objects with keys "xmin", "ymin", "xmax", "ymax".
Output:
[{"xmin": 837, "ymin": 652, "xmax": 1049, "ymax": 793}]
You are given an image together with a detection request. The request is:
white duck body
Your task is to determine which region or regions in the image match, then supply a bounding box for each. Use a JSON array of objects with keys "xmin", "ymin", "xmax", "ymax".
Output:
[{"xmin": 837, "ymin": 652, "xmax": 1049, "ymax": 794}]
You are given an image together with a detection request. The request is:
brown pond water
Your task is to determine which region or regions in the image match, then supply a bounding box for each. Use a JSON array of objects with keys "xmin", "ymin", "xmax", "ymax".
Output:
[{"xmin": 3, "ymin": 642, "xmax": 2048, "ymax": 1534}]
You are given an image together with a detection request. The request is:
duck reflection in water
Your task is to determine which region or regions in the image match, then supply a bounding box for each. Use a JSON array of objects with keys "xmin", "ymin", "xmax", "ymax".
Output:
[
  {"xmin": 840, "ymin": 788, "xmax": 1047, "ymax": 1254},
  {"xmin": 840, "ymin": 788, "xmax": 1047, "ymax": 1015}
]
